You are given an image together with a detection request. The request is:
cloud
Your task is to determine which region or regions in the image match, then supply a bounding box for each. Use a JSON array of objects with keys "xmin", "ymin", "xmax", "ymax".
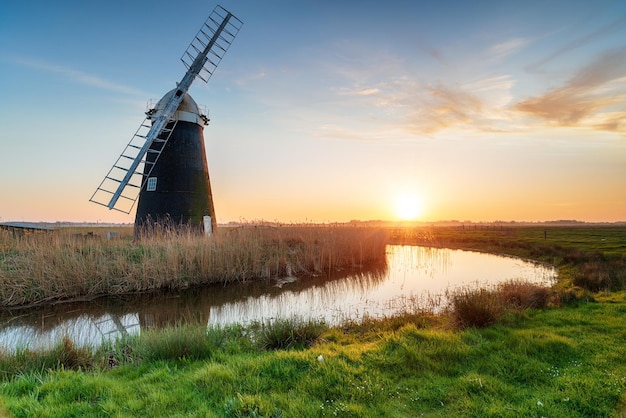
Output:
[
  {"xmin": 463, "ymin": 75, "xmax": 515, "ymax": 93},
  {"xmin": 426, "ymin": 48, "xmax": 447, "ymax": 65},
  {"xmin": 8, "ymin": 56, "xmax": 147, "ymax": 96},
  {"xmin": 315, "ymin": 122, "xmax": 417, "ymax": 143},
  {"xmin": 488, "ymin": 38, "xmax": 530, "ymax": 60},
  {"xmin": 514, "ymin": 47, "xmax": 626, "ymax": 132},
  {"xmin": 339, "ymin": 87, "xmax": 380, "ymax": 96},
  {"xmin": 527, "ymin": 15, "xmax": 626, "ymax": 73},
  {"xmin": 401, "ymin": 74, "xmax": 518, "ymax": 135},
  {"xmin": 317, "ymin": 73, "xmax": 520, "ymax": 139},
  {"xmin": 426, "ymin": 83, "xmax": 482, "ymax": 121}
]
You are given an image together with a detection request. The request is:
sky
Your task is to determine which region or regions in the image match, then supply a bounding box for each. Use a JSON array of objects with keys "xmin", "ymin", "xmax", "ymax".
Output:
[{"xmin": 1, "ymin": 0, "xmax": 625, "ymax": 224}]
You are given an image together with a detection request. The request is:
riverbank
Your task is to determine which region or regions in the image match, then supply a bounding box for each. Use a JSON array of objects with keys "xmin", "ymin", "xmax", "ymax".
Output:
[
  {"xmin": 0, "ymin": 225, "xmax": 625, "ymax": 416},
  {"xmin": 0, "ymin": 292, "xmax": 625, "ymax": 416},
  {"xmin": 3, "ymin": 223, "xmax": 623, "ymax": 309},
  {"xmin": 389, "ymin": 224, "xmax": 626, "ymax": 292},
  {"xmin": 0, "ymin": 225, "xmax": 387, "ymax": 308}
]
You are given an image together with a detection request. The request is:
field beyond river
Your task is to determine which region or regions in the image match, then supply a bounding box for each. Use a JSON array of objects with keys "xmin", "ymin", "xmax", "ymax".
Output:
[{"xmin": 1, "ymin": 224, "xmax": 625, "ymax": 416}]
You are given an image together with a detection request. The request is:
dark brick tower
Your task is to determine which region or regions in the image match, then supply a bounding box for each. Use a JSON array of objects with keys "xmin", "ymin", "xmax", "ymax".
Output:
[{"xmin": 134, "ymin": 89, "xmax": 216, "ymax": 236}]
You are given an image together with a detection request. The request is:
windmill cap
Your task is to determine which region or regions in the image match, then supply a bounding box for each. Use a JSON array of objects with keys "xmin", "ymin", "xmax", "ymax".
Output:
[{"xmin": 148, "ymin": 88, "xmax": 207, "ymax": 126}]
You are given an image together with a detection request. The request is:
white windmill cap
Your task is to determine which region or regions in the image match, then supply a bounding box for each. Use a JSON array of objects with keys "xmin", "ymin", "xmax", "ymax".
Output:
[{"xmin": 149, "ymin": 88, "xmax": 207, "ymax": 126}]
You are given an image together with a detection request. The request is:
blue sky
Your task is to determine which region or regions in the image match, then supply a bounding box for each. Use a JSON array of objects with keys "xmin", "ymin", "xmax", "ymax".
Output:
[{"xmin": 1, "ymin": 0, "xmax": 625, "ymax": 223}]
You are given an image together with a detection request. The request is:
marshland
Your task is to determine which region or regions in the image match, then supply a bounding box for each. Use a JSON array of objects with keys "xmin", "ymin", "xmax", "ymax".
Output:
[
  {"xmin": 0, "ymin": 227, "xmax": 555, "ymax": 352},
  {"xmin": 0, "ymin": 225, "xmax": 388, "ymax": 308},
  {"xmin": 0, "ymin": 224, "xmax": 625, "ymax": 416}
]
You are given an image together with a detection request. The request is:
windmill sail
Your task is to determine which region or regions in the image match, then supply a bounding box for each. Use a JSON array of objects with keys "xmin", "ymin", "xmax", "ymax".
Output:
[{"xmin": 90, "ymin": 5, "xmax": 242, "ymax": 213}]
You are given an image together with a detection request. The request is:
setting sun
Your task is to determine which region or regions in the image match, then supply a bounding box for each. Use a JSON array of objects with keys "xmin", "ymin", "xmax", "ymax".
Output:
[{"xmin": 394, "ymin": 193, "xmax": 424, "ymax": 221}]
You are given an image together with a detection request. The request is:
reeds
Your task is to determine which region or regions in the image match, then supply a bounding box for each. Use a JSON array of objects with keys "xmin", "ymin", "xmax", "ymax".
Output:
[
  {"xmin": 0, "ymin": 225, "xmax": 387, "ymax": 308},
  {"xmin": 448, "ymin": 279, "xmax": 554, "ymax": 329}
]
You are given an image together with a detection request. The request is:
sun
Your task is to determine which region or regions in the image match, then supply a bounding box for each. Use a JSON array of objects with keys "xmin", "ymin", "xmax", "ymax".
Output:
[{"xmin": 394, "ymin": 193, "xmax": 424, "ymax": 221}]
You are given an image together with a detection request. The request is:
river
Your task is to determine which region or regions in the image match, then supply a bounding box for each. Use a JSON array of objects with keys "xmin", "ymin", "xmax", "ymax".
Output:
[{"xmin": 0, "ymin": 245, "xmax": 555, "ymax": 352}]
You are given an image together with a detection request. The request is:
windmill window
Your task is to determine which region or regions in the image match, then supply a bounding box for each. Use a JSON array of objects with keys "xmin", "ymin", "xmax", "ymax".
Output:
[{"xmin": 147, "ymin": 177, "xmax": 157, "ymax": 191}]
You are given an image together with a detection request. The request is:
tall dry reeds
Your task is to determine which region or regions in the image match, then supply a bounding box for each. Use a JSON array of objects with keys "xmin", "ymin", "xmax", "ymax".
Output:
[{"xmin": 0, "ymin": 226, "xmax": 387, "ymax": 308}]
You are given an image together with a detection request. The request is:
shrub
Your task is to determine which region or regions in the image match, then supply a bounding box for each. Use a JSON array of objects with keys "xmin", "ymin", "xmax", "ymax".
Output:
[
  {"xmin": 498, "ymin": 280, "xmax": 552, "ymax": 310},
  {"xmin": 573, "ymin": 256, "xmax": 626, "ymax": 292},
  {"xmin": 448, "ymin": 287, "xmax": 505, "ymax": 329},
  {"xmin": 55, "ymin": 337, "xmax": 93, "ymax": 370},
  {"xmin": 553, "ymin": 287, "xmax": 594, "ymax": 306}
]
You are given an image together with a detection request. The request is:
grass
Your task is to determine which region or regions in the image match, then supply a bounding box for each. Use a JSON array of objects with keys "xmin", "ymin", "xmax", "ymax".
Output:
[
  {"xmin": 1, "ymin": 224, "xmax": 626, "ymax": 416},
  {"xmin": 390, "ymin": 224, "xmax": 626, "ymax": 292},
  {"xmin": 249, "ymin": 317, "xmax": 328, "ymax": 350},
  {"xmin": 1, "ymin": 295, "xmax": 625, "ymax": 417}
]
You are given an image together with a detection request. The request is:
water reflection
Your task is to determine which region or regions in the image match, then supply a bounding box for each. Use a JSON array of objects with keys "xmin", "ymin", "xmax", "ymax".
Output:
[{"xmin": 0, "ymin": 246, "xmax": 555, "ymax": 352}]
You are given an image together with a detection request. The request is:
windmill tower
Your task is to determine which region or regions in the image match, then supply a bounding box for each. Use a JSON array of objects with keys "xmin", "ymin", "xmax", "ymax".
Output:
[
  {"xmin": 134, "ymin": 89, "xmax": 215, "ymax": 235},
  {"xmin": 90, "ymin": 5, "xmax": 242, "ymax": 236}
]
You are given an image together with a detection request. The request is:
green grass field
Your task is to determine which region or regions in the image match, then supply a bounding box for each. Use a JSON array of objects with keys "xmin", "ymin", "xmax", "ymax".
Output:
[{"xmin": 0, "ymin": 225, "xmax": 625, "ymax": 417}]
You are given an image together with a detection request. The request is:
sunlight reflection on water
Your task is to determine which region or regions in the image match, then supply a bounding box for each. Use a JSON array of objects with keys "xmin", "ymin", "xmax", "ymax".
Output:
[
  {"xmin": 206, "ymin": 245, "xmax": 555, "ymax": 326},
  {"xmin": 0, "ymin": 246, "xmax": 555, "ymax": 351}
]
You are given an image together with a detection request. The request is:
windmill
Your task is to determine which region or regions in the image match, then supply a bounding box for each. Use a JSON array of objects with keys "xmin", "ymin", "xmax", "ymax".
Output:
[{"xmin": 90, "ymin": 5, "xmax": 242, "ymax": 236}]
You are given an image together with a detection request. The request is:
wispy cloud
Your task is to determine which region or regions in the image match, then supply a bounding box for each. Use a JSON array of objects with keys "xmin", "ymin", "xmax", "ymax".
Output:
[
  {"xmin": 319, "ymin": 73, "xmax": 520, "ymax": 139},
  {"xmin": 248, "ymin": 32, "xmax": 626, "ymax": 142},
  {"xmin": 463, "ymin": 75, "xmax": 515, "ymax": 93},
  {"xmin": 400, "ymin": 74, "xmax": 519, "ymax": 135},
  {"xmin": 415, "ymin": 82, "xmax": 483, "ymax": 132},
  {"xmin": 339, "ymin": 87, "xmax": 380, "ymax": 96},
  {"xmin": 426, "ymin": 48, "xmax": 447, "ymax": 65},
  {"xmin": 414, "ymin": 43, "xmax": 448, "ymax": 66},
  {"xmin": 527, "ymin": 15, "xmax": 626, "ymax": 73},
  {"xmin": 514, "ymin": 47, "xmax": 626, "ymax": 133},
  {"xmin": 488, "ymin": 38, "xmax": 530, "ymax": 60},
  {"xmin": 8, "ymin": 56, "xmax": 147, "ymax": 96},
  {"xmin": 352, "ymin": 47, "xmax": 626, "ymax": 138},
  {"xmin": 315, "ymin": 122, "xmax": 417, "ymax": 143}
]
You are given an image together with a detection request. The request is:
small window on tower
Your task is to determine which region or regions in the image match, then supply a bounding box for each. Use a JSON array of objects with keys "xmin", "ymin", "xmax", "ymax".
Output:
[{"xmin": 147, "ymin": 177, "xmax": 157, "ymax": 191}]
